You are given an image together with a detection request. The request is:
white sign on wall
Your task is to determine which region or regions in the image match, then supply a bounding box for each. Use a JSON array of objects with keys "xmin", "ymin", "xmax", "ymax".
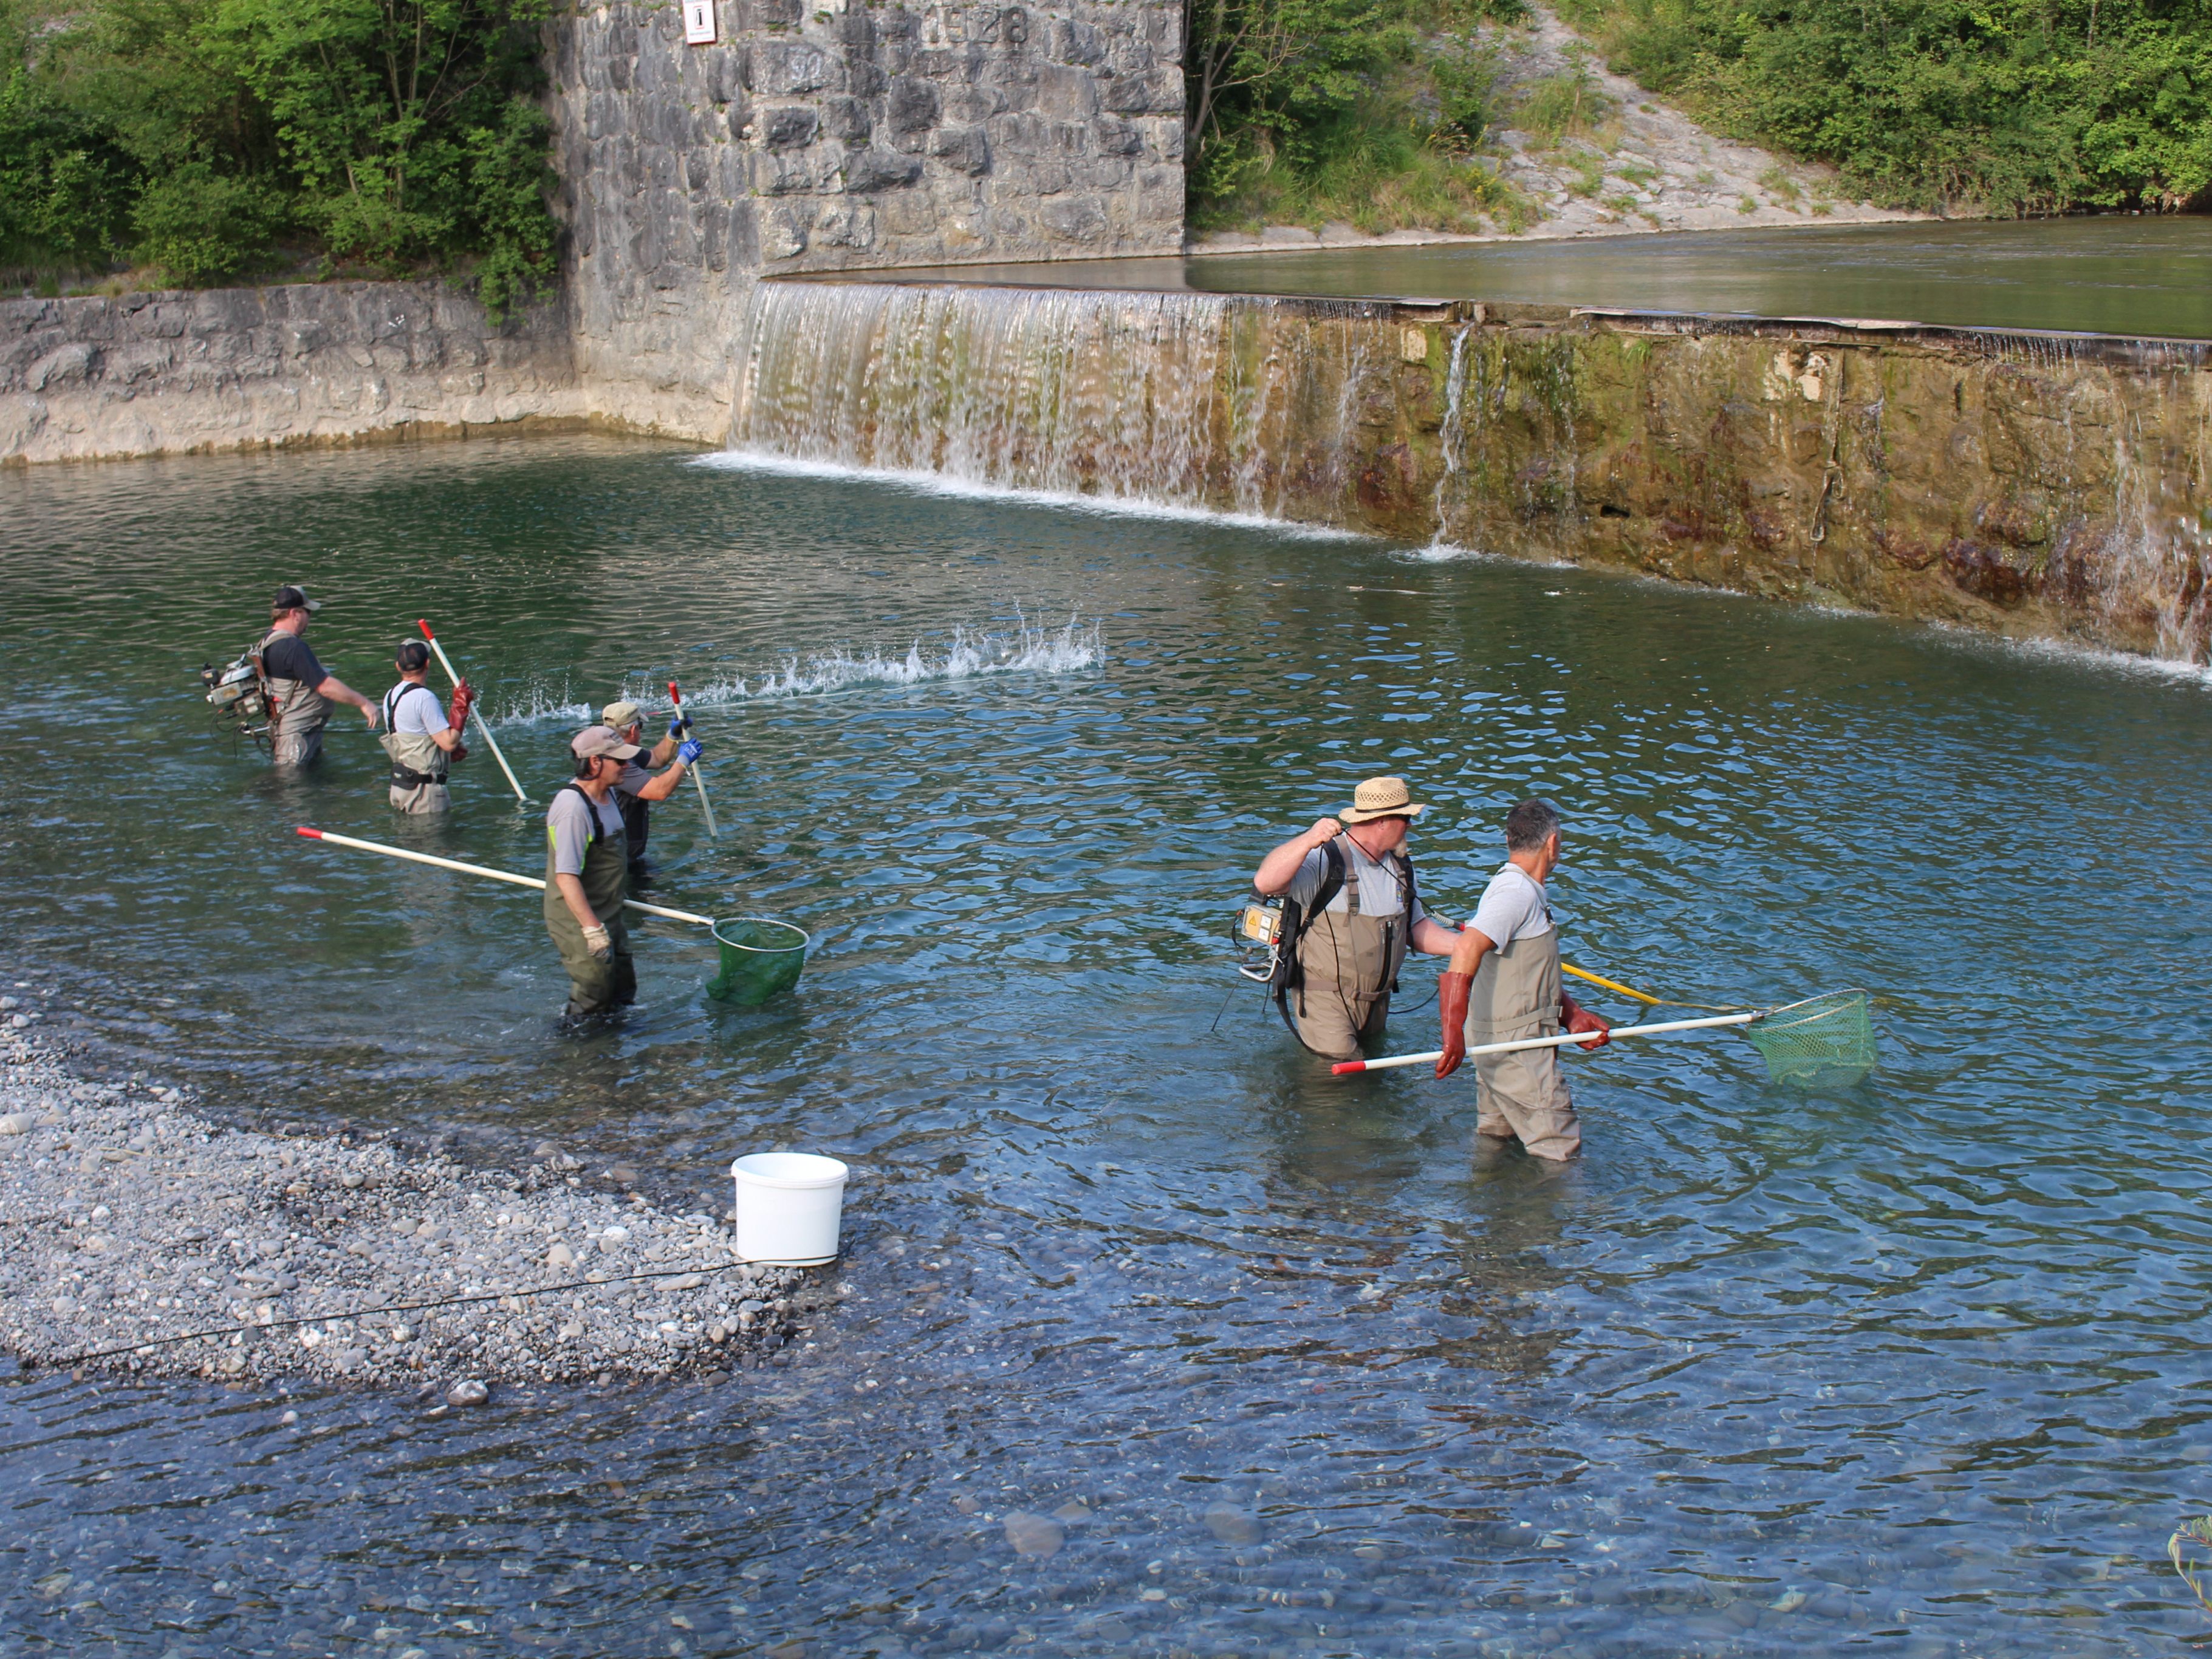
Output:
[{"xmin": 683, "ymin": 0, "xmax": 717, "ymax": 44}]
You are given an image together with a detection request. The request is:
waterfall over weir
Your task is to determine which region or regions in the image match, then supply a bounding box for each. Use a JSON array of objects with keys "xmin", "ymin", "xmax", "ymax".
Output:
[
  {"xmin": 727, "ymin": 281, "xmax": 1402, "ymax": 528},
  {"xmin": 724, "ymin": 278, "xmax": 2212, "ymax": 663}
]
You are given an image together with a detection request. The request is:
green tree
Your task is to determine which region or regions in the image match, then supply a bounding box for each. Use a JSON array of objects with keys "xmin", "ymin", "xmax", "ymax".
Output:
[{"xmin": 204, "ymin": 0, "xmax": 556, "ymax": 298}]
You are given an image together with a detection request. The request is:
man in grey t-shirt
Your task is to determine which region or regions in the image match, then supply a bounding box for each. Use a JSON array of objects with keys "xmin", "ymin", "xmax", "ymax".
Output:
[
  {"xmin": 543, "ymin": 726, "xmax": 641, "ymax": 1017},
  {"xmin": 1253, "ymin": 776, "xmax": 1465, "ymax": 1059},
  {"xmin": 1436, "ymin": 799, "xmax": 1611, "ymax": 1160}
]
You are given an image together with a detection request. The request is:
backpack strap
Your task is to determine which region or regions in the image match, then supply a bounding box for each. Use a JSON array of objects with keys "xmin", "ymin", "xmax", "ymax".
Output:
[
  {"xmin": 1270, "ymin": 838, "xmax": 1347, "ymax": 1050},
  {"xmin": 556, "ymin": 782, "xmax": 607, "ymax": 846},
  {"xmin": 384, "ymin": 681, "xmax": 439, "ymax": 727}
]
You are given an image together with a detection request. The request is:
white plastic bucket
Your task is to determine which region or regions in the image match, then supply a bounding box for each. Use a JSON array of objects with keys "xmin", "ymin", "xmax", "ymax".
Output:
[{"xmin": 730, "ymin": 1152, "xmax": 848, "ymax": 1265}]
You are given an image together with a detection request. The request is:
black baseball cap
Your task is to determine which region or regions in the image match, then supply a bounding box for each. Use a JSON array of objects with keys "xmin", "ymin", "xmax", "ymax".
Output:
[
  {"xmin": 395, "ymin": 640, "xmax": 431, "ymax": 670},
  {"xmin": 272, "ymin": 584, "xmax": 321, "ymax": 614}
]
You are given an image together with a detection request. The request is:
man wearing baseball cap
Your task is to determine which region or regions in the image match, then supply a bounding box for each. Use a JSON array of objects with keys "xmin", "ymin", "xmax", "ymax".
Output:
[
  {"xmin": 599, "ymin": 699, "xmax": 704, "ymax": 865},
  {"xmin": 1251, "ymin": 776, "xmax": 1466, "ymax": 1059},
  {"xmin": 544, "ymin": 725, "xmax": 644, "ymax": 1018},
  {"xmin": 379, "ymin": 639, "xmax": 470, "ymax": 813},
  {"xmin": 258, "ymin": 585, "xmax": 378, "ymax": 767}
]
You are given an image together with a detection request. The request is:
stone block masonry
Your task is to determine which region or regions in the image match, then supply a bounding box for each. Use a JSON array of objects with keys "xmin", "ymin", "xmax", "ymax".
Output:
[
  {"xmin": 547, "ymin": 0, "xmax": 1186, "ymax": 426},
  {"xmin": 0, "ymin": 283, "xmax": 584, "ymax": 467}
]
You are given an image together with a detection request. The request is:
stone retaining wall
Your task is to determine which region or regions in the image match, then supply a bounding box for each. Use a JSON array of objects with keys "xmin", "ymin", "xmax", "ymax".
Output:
[
  {"xmin": 546, "ymin": 0, "xmax": 1186, "ymax": 426},
  {"xmin": 0, "ymin": 283, "xmax": 583, "ymax": 466}
]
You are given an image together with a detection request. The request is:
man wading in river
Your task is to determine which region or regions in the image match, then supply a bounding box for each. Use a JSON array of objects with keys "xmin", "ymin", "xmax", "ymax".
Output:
[
  {"xmin": 600, "ymin": 699, "xmax": 704, "ymax": 866},
  {"xmin": 546, "ymin": 725, "xmax": 642, "ymax": 1017},
  {"xmin": 380, "ymin": 641, "xmax": 471, "ymax": 813},
  {"xmin": 258, "ymin": 586, "xmax": 379, "ymax": 768},
  {"xmin": 1252, "ymin": 777, "xmax": 1465, "ymax": 1060},
  {"xmin": 1436, "ymin": 799, "xmax": 1611, "ymax": 1160}
]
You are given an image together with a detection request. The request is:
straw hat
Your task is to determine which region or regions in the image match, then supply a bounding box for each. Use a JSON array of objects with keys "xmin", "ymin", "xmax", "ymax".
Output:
[{"xmin": 1340, "ymin": 776, "xmax": 1427, "ymax": 824}]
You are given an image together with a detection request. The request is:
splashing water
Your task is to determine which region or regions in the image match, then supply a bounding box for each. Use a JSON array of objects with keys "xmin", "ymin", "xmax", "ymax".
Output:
[{"xmin": 486, "ymin": 618, "xmax": 1103, "ymax": 727}]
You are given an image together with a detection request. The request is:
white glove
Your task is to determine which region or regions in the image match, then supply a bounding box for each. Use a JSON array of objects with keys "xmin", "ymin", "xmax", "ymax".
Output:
[{"xmin": 581, "ymin": 923, "xmax": 613, "ymax": 963}]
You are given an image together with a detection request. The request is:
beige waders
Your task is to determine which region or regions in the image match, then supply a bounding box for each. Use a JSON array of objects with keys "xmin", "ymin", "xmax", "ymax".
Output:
[
  {"xmin": 261, "ymin": 627, "xmax": 330, "ymax": 768},
  {"xmin": 1466, "ymin": 927, "xmax": 1580, "ymax": 1160},
  {"xmin": 381, "ymin": 683, "xmax": 451, "ymax": 814},
  {"xmin": 1293, "ymin": 837, "xmax": 1412, "ymax": 1060},
  {"xmin": 544, "ymin": 787, "xmax": 635, "ymax": 1016}
]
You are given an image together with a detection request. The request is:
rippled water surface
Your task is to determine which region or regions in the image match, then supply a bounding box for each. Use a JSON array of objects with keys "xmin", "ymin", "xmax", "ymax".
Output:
[{"xmin": 2, "ymin": 434, "xmax": 2210, "ymax": 1656}]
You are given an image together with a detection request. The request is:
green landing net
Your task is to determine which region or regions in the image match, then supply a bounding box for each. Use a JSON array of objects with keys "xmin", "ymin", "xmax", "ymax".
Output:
[
  {"xmin": 707, "ymin": 917, "xmax": 810, "ymax": 1006},
  {"xmin": 1738, "ymin": 990, "xmax": 1877, "ymax": 1087}
]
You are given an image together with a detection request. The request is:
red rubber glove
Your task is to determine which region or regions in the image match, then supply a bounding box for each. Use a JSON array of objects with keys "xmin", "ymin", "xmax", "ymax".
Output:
[
  {"xmin": 448, "ymin": 680, "xmax": 476, "ymax": 733},
  {"xmin": 1436, "ymin": 971, "xmax": 1473, "ymax": 1079},
  {"xmin": 1564, "ymin": 999, "xmax": 1612, "ymax": 1051}
]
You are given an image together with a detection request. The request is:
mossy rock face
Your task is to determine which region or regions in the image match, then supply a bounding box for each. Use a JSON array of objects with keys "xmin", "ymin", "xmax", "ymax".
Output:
[{"xmin": 1192, "ymin": 301, "xmax": 2211, "ymax": 661}]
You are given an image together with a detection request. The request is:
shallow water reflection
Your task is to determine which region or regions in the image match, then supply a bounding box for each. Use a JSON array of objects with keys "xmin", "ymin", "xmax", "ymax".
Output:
[{"xmin": 1, "ymin": 436, "xmax": 2209, "ymax": 1654}]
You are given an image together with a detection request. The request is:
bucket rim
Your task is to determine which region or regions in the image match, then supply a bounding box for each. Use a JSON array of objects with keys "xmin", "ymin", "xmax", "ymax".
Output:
[
  {"xmin": 710, "ymin": 915, "xmax": 811, "ymax": 954},
  {"xmin": 730, "ymin": 1151, "xmax": 848, "ymax": 1187}
]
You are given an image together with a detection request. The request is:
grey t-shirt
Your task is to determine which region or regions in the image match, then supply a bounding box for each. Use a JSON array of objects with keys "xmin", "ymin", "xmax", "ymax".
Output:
[
  {"xmin": 1470, "ymin": 863, "xmax": 1554, "ymax": 949},
  {"xmin": 613, "ymin": 760, "xmax": 652, "ymax": 798},
  {"xmin": 546, "ymin": 787, "xmax": 626, "ymax": 877},
  {"xmin": 1286, "ymin": 837, "xmax": 1426, "ymax": 924}
]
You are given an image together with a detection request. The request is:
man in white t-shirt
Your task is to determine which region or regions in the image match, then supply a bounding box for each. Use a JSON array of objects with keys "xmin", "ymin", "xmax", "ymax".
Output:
[
  {"xmin": 379, "ymin": 640, "xmax": 468, "ymax": 813},
  {"xmin": 1435, "ymin": 799, "xmax": 1611, "ymax": 1160}
]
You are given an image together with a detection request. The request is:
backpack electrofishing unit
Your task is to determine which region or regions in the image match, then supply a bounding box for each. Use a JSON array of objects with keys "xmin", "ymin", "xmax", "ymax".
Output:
[
  {"xmin": 199, "ymin": 641, "xmax": 274, "ymax": 752},
  {"xmin": 1235, "ymin": 833, "xmax": 1425, "ymax": 1048}
]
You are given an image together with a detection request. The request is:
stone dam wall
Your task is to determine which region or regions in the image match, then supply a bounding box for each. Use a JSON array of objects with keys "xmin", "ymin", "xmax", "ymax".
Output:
[
  {"xmin": 547, "ymin": 0, "xmax": 1186, "ymax": 429},
  {"xmin": 727, "ymin": 283, "xmax": 2212, "ymax": 661},
  {"xmin": 0, "ymin": 284, "xmax": 581, "ymax": 466}
]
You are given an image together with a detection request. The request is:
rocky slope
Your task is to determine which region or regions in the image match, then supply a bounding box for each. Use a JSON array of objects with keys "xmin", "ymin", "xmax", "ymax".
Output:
[{"xmin": 1191, "ymin": 5, "xmax": 1921, "ymax": 253}]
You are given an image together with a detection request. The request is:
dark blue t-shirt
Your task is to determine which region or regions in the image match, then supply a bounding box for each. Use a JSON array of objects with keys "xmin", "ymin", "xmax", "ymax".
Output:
[{"xmin": 261, "ymin": 632, "xmax": 326, "ymax": 686}]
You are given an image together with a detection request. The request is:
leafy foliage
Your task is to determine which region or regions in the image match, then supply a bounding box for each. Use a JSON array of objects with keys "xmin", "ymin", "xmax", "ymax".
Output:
[
  {"xmin": 1551, "ymin": 0, "xmax": 2212, "ymax": 213},
  {"xmin": 0, "ymin": 0, "xmax": 556, "ymax": 307},
  {"xmin": 1185, "ymin": 0, "xmax": 1529, "ymax": 232}
]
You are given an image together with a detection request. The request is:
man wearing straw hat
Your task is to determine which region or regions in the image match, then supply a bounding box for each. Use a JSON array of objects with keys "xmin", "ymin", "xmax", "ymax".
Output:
[
  {"xmin": 600, "ymin": 699, "xmax": 704, "ymax": 866},
  {"xmin": 546, "ymin": 725, "xmax": 643, "ymax": 1018},
  {"xmin": 258, "ymin": 586, "xmax": 380, "ymax": 768},
  {"xmin": 1434, "ymin": 799, "xmax": 1611, "ymax": 1161},
  {"xmin": 1252, "ymin": 777, "xmax": 1465, "ymax": 1060}
]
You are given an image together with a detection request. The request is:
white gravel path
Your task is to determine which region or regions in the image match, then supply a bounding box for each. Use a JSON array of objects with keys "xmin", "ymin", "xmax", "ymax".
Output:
[{"xmin": 0, "ymin": 1008, "xmax": 835, "ymax": 1397}]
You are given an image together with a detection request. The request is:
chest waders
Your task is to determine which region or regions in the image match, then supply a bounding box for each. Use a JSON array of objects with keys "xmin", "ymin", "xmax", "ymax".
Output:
[
  {"xmin": 616, "ymin": 787, "xmax": 651, "ymax": 864},
  {"xmin": 1287, "ymin": 835, "xmax": 1417, "ymax": 1059},
  {"xmin": 261, "ymin": 627, "xmax": 331, "ymax": 768},
  {"xmin": 1467, "ymin": 927, "xmax": 1563, "ymax": 1043},
  {"xmin": 381, "ymin": 683, "xmax": 450, "ymax": 814},
  {"xmin": 1466, "ymin": 923, "xmax": 1581, "ymax": 1161},
  {"xmin": 544, "ymin": 784, "xmax": 636, "ymax": 1016}
]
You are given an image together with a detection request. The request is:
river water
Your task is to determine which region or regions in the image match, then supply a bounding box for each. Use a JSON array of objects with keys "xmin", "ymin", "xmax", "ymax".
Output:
[
  {"xmin": 2, "ymin": 433, "xmax": 2210, "ymax": 1656},
  {"xmin": 873, "ymin": 216, "xmax": 2212, "ymax": 341}
]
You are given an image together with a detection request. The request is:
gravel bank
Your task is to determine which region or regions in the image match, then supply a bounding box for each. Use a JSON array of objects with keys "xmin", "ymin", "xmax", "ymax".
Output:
[{"xmin": 0, "ymin": 1018, "xmax": 839, "ymax": 1392}]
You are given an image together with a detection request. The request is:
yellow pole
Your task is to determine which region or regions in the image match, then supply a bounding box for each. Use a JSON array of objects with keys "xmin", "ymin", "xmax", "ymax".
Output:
[{"xmin": 1561, "ymin": 961, "xmax": 1663, "ymax": 1006}]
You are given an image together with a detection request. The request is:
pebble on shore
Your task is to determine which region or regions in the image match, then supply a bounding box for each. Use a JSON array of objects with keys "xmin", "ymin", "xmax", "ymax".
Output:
[{"xmin": 0, "ymin": 1027, "xmax": 835, "ymax": 1389}]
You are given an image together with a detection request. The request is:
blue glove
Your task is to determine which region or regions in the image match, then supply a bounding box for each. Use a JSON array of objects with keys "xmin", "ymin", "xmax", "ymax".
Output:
[
  {"xmin": 668, "ymin": 713, "xmax": 693, "ymax": 739},
  {"xmin": 677, "ymin": 739, "xmax": 704, "ymax": 765}
]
